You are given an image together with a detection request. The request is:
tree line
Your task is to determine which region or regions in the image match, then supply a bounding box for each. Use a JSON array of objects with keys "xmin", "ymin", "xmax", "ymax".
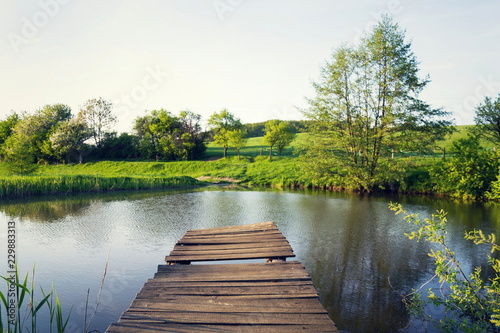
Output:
[{"xmin": 0, "ymin": 99, "xmax": 299, "ymax": 171}]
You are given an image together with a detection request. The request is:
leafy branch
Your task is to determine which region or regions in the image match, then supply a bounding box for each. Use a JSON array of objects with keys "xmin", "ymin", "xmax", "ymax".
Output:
[{"xmin": 390, "ymin": 202, "xmax": 500, "ymax": 332}]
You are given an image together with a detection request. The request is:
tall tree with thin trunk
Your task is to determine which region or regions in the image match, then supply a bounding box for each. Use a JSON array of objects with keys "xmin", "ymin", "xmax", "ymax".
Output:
[
  {"xmin": 208, "ymin": 109, "xmax": 243, "ymax": 158},
  {"xmin": 78, "ymin": 97, "xmax": 116, "ymax": 149},
  {"xmin": 303, "ymin": 15, "xmax": 453, "ymax": 190},
  {"xmin": 229, "ymin": 128, "xmax": 247, "ymax": 160},
  {"xmin": 263, "ymin": 120, "xmax": 296, "ymax": 160}
]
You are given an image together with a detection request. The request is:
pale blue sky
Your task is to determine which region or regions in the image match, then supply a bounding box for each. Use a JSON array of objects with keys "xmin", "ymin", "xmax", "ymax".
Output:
[{"xmin": 1, "ymin": 1, "xmax": 499, "ymax": 132}]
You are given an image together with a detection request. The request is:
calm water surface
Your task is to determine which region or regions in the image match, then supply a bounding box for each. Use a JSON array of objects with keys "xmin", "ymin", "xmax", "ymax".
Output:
[{"xmin": 0, "ymin": 187, "xmax": 499, "ymax": 332}]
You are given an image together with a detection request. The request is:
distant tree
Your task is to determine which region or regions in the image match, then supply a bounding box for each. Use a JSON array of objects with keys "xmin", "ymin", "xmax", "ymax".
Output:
[
  {"xmin": 2, "ymin": 133, "xmax": 37, "ymax": 174},
  {"xmin": 134, "ymin": 109, "xmax": 179, "ymax": 160},
  {"xmin": 228, "ymin": 128, "xmax": 247, "ymax": 160},
  {"xmin": 303, "ymin": 15, "xmax": 453, "ymax": 190},
  {"xmin": 50, "ymin": 118, "xmax": 92, "ymax": 163},
  {"xmin": 472, "ymin": 94, "xmax": 500, "ymax": 146},
  {"xmin": 208, "ymin": 109, "xmax": 243, "ymax": 158},
  {"xmin": 263, "ymin": 120, "xmax": 296, "ymax": 160},
  {"xmin": 134, "ymin": 109, "xmax": 204, "ymax": 161},
  {"xmin": 179, "ymin": 110, "xmax": 206, "ymax": 159},
  {"xmin": 78, "ymin": 97, "xmax": 116, "ymax": 148},
  {"xmin": 244, "ymin": 122, "xmax": 266, "ymax": 137},
  {"xmin": 0, "ymin": 113, "xmax": 19, "ymax": 145},
  {"xmin": 243, "ymin": 120, "xmax": 306, "ymax": 138},
  {"xmin": 0, "ymin": 112, "xmax": 20, "ymax": 159},
  {"xmin": 3, "ymin": 104, "xmax": 72, "ymax": 164},
  {"xmin": 97, "ymin": 132, "xmax": 140, "ymax": 160}
]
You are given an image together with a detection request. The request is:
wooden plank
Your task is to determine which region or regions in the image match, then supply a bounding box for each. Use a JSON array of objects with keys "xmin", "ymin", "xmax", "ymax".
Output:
[
  {"xmin": 141, "ymin": 279, "xmax": 314, "ymax": 288},
  {"xmin": 136, "ymin": 284, "xmax": 318, "ymax": 297},
  {"xmin": 107, "ymin": 322, "xmax": 339, "ymax": 333},
  {"xmin": 157, "ymin": 261, "xmax": 307, "ymax": 274},
  {"xmin": 165, "ymin": 251, "xmax": 294, "ymax": 262},
  {"xmin": 169, "ymin": 245, "xmax": 292, "ymax": 255},
  {"xmin": 130, "ymin": 294, "xmax": 321, "ymax": 303},
  {"xmin": 126, "ymin": 302, "xmax": 327, "ymax": 314},
  {"xmin": 127, "ymin": 297, "xmax": 327, "ymax": 313},
  {"xmin": 176, "ymin": 234, "xmax": 288, "ymax": 245},
  {"xmin": 172, "ymin": 242, "xmax": 291, "ymax": 251},
  {"xmin": 134, "ymin": 294, "xmax": 321, "ymax": 301},
  {"xmin": 117, "ymin": 311, "xmax": 335, "ymax": 326},
  {"xmin": 182, "ymin": 229, "xmax": 282, "ymax": 238},
  {"xmin": 183, "ymin": 221, "xmax": 278, "ymax": 235},
  {"xmin": 155, "ymin": 262, "xmax": 309, "ymax": 281}
]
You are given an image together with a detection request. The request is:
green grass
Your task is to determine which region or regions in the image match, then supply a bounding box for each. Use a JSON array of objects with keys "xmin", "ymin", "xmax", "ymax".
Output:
[{"xmin": 437, "ymin": 125, "xmax": 496, "ymax": 150}]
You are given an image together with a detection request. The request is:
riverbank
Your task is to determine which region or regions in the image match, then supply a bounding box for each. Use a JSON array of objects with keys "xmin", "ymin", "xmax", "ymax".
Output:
[
  {"xmin": 0, "ymin": 156, "xmax": 429, "ymax": 198},
  {"xmin": 0, "ymin": 131, "xmax": 498, "ymax": 200}
]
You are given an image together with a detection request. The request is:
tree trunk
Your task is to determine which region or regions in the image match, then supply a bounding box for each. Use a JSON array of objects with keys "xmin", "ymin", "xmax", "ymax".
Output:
[{"xmin": 269, "ymin": 146, "xmax": 273, "ymax": 161}]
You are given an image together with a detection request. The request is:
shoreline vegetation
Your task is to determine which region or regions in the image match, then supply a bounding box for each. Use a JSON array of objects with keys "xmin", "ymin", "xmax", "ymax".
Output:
[{"xmin": 0, "ymin": 126, "xmax": 499, "ymax": 201}]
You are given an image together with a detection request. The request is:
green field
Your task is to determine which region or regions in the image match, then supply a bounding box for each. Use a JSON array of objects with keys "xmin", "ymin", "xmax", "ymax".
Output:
[
  {"xmin": 437, "ymin": 125, "xmax": 495, "ymax": 150},
  {"xmin": 204, "ymin": 125, "xmax": 495, "ymax": 160},
  {"xmin": 204, "ymin": 135, "xmax": 307, "ymax": 159}
]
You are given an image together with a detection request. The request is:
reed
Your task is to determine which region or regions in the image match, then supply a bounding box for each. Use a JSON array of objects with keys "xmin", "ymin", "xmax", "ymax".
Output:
[
  {"xmin": 0, "ymin": 266, "xmax": 71, "ymax": 333},
  {"xmin": 0, "ymin": 175, "xmax": 200, "ymax": 198}
]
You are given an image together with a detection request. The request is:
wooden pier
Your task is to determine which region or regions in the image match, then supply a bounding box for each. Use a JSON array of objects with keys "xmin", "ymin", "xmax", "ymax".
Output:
[{"xmin": 106, "ymin": 221, "xmax": 339, "ymax": 332}]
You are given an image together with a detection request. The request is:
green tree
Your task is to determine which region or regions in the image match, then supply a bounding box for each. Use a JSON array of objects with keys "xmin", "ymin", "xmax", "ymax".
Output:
[
  {"xmin": 263, "ymin": 120, "xmax": 296, "ymax": 160},
  {"xmin": 2, "ymin": 134, "xmax": 37, "ymax": 174},
  {"xmin": 390, "ymin": 203, "xmax": 500, "ymax": 332},
  {"xmin": 96, "ymin": 132, "xmax": 140, "ymax": 160},
  {"xmin": 431, "ymin": 135, "xmax": 498, "ymax": 200},
  {"xmin": 0, "ymin": 112, "xmax": 20, "ymax": 159},
  {"xmin": 228, "ymin": 128, "xmax": 247, "ymax": 160},
  {"xmin": 134, "ymin": 109, "xmax": 204, "ymax": 161},
  {"xmin": 78, "ymin": 97, "xmax": 116, "ymax": 149},
  {"xmin": 50, "ymin": 117, "xmax": 92, "ymax": 163},
  {"xmin": 3, "ymin": 104, "xmax": 72, "ymax": 164},
  {"xmin": 134, "ymin": 109, "xmax": 181, "ymax": 161},
  {"xmin": 208, "ymin": 109, "xmax": 243, "ymax": 158},
  {"xmin": 303, "ymin": 16, "xmax": 452, "ymax": 190},
  {"xmin": 179, "ymin": 110, "xmax": 206, "ymax": 159},
  {"xmin": 471, "ymin": 94, "xmax": 500, "ymax": 146}
]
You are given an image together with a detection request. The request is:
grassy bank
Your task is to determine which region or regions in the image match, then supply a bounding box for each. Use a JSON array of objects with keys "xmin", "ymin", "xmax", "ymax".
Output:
[
  {"xmin": 0, "ymin": 125, "xmax": 492, "ymax": 198},
  {"xmin": 0, "ymin": 156, "xmax": 304, "ymax": 198}
]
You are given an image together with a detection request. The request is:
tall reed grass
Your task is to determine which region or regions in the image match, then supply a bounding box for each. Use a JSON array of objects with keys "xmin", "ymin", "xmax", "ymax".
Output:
[
  {"xmin": 0, "ymin": 266, "xmax": 71, "ymax": 333},
  {"xmin": 0, "ymin": 175, "xmax": 200, "ymax": 198}
]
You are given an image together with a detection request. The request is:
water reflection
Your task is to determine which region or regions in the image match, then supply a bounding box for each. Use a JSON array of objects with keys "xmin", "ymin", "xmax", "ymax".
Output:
[{"xmin": 0, "ymin": 189, "xmax": 497, "ymax": 332}]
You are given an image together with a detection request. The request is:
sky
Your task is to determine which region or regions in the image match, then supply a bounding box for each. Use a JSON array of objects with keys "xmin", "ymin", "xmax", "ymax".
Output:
[{"xmin": 1, "ymin": 0, "xmax": 499, "ymax": 133}]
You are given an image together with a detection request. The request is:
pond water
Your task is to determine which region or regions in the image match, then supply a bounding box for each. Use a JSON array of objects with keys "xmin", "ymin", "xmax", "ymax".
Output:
[{"xmin": 0, "ymin": 187, "xmax": 499, "ymax": 332}]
